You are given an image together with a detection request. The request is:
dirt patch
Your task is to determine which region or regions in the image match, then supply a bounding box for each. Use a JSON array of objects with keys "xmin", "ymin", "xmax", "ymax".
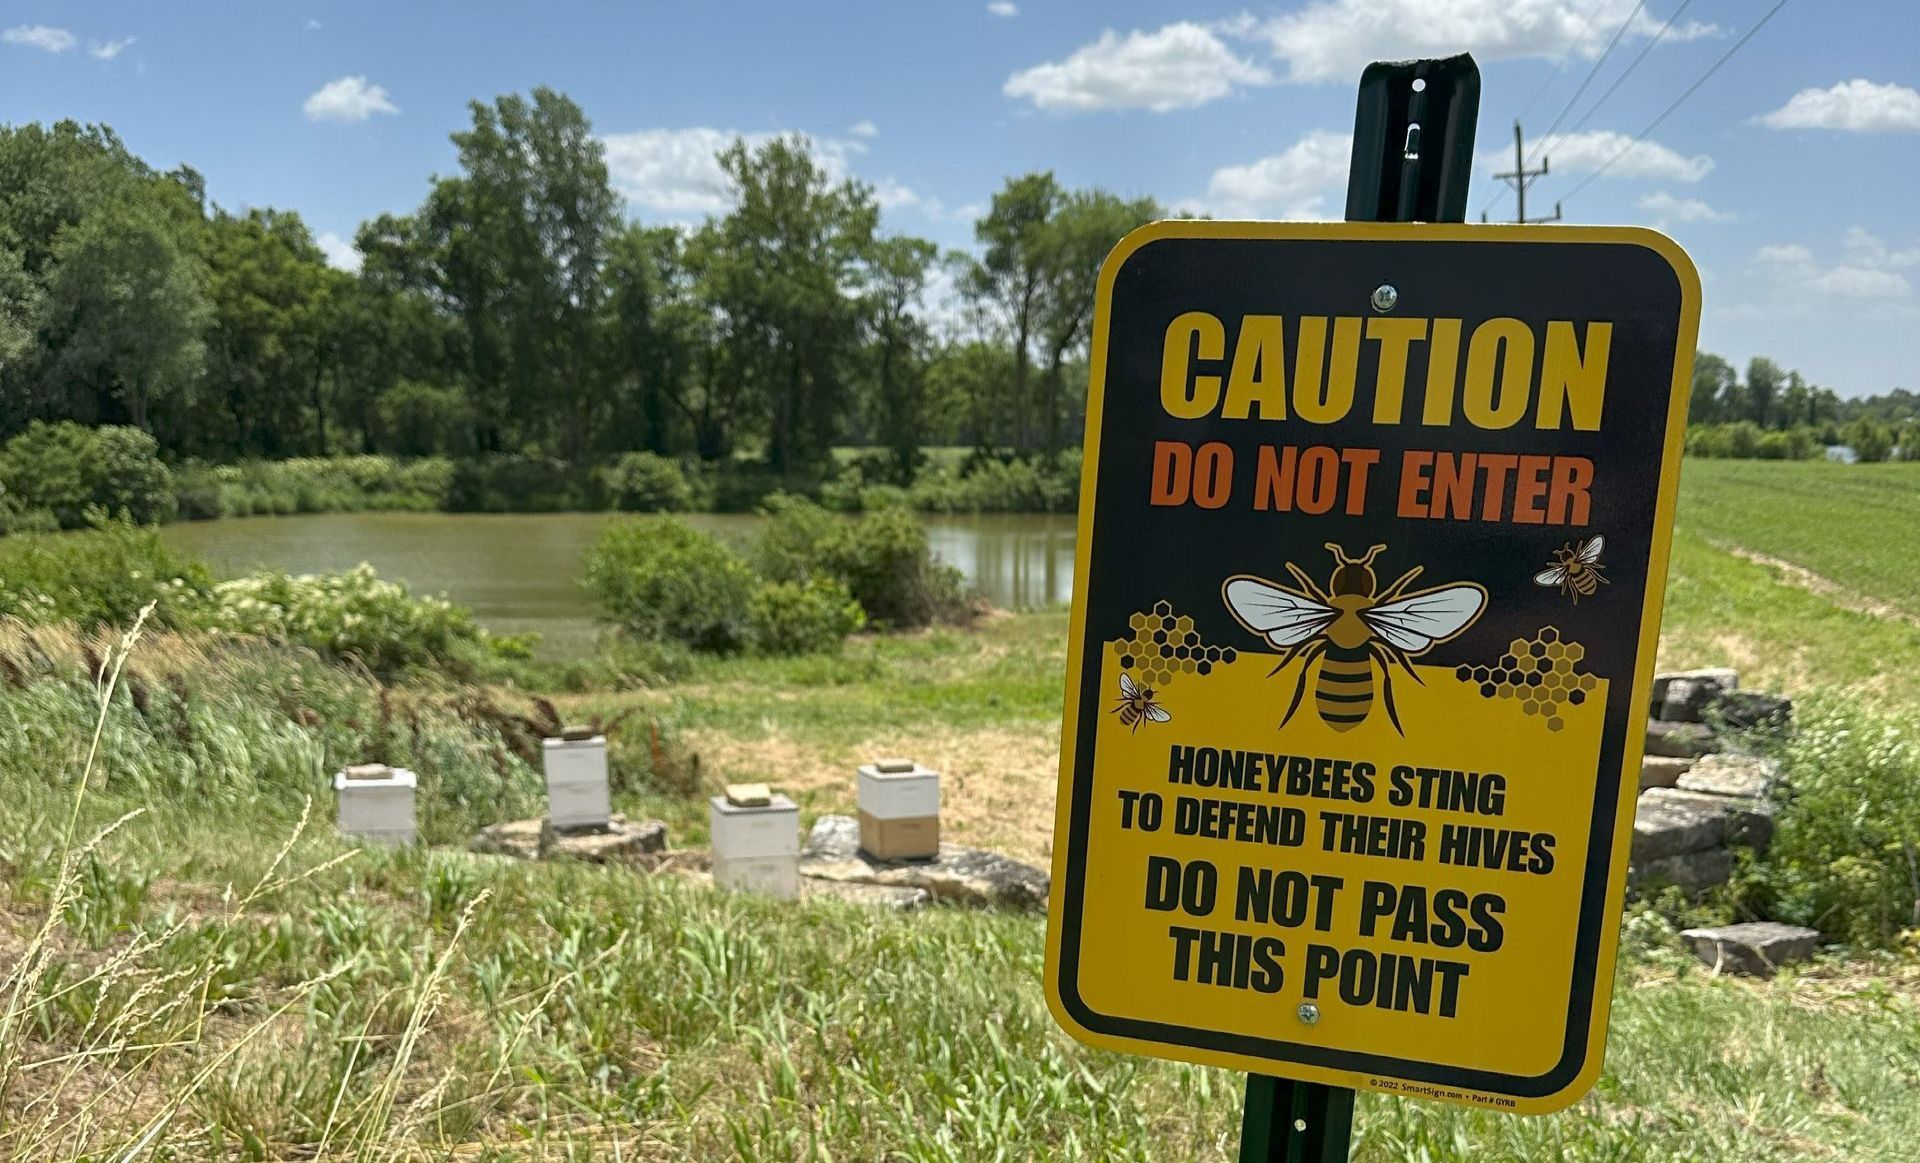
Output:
[
  {"xmin": 1723, "ymin": 546, "xmax": 1919, "ymax": 626},
  {"xmin": 687, "ymin": 724, "xmax": 1061, "ymax": 865}
]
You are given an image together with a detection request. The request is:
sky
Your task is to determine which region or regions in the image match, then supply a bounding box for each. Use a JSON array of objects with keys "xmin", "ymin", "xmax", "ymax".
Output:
[{"xmin": 3, "ymin": 0, "xmax": 1917, "ymax": 397}]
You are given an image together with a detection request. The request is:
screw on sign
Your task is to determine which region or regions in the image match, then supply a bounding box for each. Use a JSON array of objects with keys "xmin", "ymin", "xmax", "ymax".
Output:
[{"xmin": 1041, "ymin": 54, "xmax": 1699, "ymax": 1161}]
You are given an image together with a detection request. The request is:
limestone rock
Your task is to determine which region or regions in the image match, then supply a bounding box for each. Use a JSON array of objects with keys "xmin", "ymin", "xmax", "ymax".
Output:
[
  {"xmin": 1652, "ymin": 668, "xmax": 1738, "ymax": 722},
  {"xmin": 802, "ymin": 878, "xmax": 931, "ymax": 910},
  {"xmin": 1633, "ymin": 788, "xmax": 1774, "ymax": 860},
  {"xmin": 799, "ymin": 814, "xmax": 1048, "ymax": 911},
  {"xmin": 472, "ymin": 815, "xmax": 670, "ymax": 863},
  {"xmin": 1639, "ymin": 756, "xmax": 1693, "ymax": 791},
  {"xmin": 1677, "ymin": 754, "xmax": 1780, "ymax": 800},
  {"xmin": 471, "ymin": 818, "xmax": 544, "ymax": 860},
  {"xmin": 1709, "ymin": 690, "xmax": 1793, "ymax": 732},
  {"xmin": 542, "ymin": 815, "xmax": 667, "ymax": 862},
  {"xmin": 1646, "ymin": 718, "xmax": 1718, "ymax": 759},
  {"xmin": 1679, "ymin": 921, "xmax": 1821, "ymax": 975},
  {"xmin": 1631, "ymin": 848, "xmax": 1735, "ymax": 894}
]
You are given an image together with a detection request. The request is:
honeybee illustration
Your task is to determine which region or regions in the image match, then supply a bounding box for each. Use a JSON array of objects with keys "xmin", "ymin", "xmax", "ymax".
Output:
[
  {"xmin": 1113, "ymin": 672, "xmax": 1171, "ymax": 732},
  {"xmin": 1535, "ymin": 536, "xmax": 1608, "ymax": 603},
  {"xmin": 1224, "ymin": 544, "xmax": 1487, "ymax": 735}
]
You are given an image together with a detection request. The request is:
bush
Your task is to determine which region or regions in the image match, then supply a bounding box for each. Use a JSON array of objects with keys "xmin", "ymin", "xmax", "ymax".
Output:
[
  {"xmin": 0, "ymin": 521, "xmax": 212, "ymax": 628},
  {"xmin": 1740, "ymin": 696, "xmax": 1920, "ymax": 947},
  {"xmin": 907, "ymin": 452, "xmax": 1079, "ymax": 513},
  {"xmin": 750, "ymin": 497, "xmax": 970, "ymax": 629},
  {"xmin": 0, "ymin": 421, "xmax": 176, "ymax": 529},
  {"xmin": 748, "ymin": 577, "xmax": 865, "ymax": 655},
  {"xmin": 169, "ymin": 456, "xmax": 451, "ymax": 520},
  {"xmin": 583, "ymin": 517, "xmax": 755, "ymax": 652},
  {"xmin": 604, "ymin": 451, "xmax": 694, "ymax": 512},
  {"xmin": 445, "ymin": 454, "xmax": 604, "ymax": 513},
  {"xmin": 197, "ymin": 563, "xmax": 495, "ymax": 676}
]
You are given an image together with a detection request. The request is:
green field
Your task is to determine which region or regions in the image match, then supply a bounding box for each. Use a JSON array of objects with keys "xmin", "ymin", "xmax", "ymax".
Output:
[
  {"xmin": 6, "ymin": 458, "xmax": 1920, "ymax": 1159},
  {"xmin": 1678, "ymin": 459, "xmax": 1920, "ymax": 621}
]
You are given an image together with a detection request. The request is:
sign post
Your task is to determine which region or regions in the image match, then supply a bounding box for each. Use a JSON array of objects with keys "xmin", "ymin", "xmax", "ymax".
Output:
[{"xmin": 1043, "ymin": 53, "xmax": 1699, "ymax": 1157}]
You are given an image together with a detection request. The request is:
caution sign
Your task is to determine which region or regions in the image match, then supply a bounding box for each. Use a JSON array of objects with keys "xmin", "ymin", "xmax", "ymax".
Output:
[{"xmin": 1045, "ymin": 222, "xmax": 1698, "ymax": 1115}]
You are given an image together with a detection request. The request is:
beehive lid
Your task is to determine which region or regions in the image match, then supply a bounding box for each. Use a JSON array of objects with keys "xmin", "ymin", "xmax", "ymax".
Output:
[{"xmin": 334, "ymin": 766, "xmax": 417, "ymax": 790}]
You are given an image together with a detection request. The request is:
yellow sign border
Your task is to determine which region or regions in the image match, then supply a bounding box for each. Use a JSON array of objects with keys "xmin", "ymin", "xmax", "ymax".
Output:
[{"xmin": 1043, "ymin": 220, "xmax": 1701, "ymax": 1115}]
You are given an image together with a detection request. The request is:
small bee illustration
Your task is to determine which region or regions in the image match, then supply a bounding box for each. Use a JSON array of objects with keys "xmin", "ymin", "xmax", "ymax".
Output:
[
  {"xmin": 1535, "ymin": 536, "xmax": 1608, "ymax": 603},
  {"xmin": 1113, "ymin": 672, "xmax": 1171, "ymax": 732},
  {"xmin": 1224, "ymin": 544, "xmax": 1487, "ymax": 735}
]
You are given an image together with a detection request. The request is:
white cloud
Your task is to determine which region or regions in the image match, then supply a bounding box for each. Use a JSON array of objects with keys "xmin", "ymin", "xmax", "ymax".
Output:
[
  {"xmin": 316, "ymin": 231, "xmax": 361, "ymax": 273},
  {"xmin": 600, "ymin": 128, "xmax": 948, "ymax": 221},
  {"xmin": 1255, "ymin": 0, "xmax": 1714, "ymax": 84},
  {"xmin": 1004, "ymin": 23, "xmax": 1272, "ymax": 113},
  {"xmin": 1759, "ymin": 79, "xmax": 1920, "ymax": 134},
  {"xmin": 1754, "ymin": 234, "xmax": 1916, "ymax": 303},
  {"xmin": 1840, "ymin": 227, "xmax": 1920, "ymax": 271},
  {"xmin": 3, "ymin": 24, "xmax": 77, "ymax": 53},
  {"xmin": 1515, "ymin": 130, "xmax": 1713, "ymax": 182},
  {"xmin": 849, "ymin": 120, "xmax": 879, "ymax": 139},
  {"xmin": 1637, "ymin": 191, "xmax": 1732, "ymax": 227},
  {"xmin": 306, "ymin": 18, "xmax": 324, "ymax": 32},
  {"xmin": 1206, "ymin": 130, "xmax": 1352, "ymax": 218},
  {"xmin": 988, "ymin": 1, "xmax": 1019, "ymax": 17},
  {"xmin": 88, "ymin": 37, "xmax": 135, "ymax": 61},
  {"xmin": 303, "ymin": 75, "xmax": 399, "ymax": 123}
]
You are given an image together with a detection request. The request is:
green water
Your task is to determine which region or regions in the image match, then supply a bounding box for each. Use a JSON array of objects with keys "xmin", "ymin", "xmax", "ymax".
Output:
[{"xmin": 162, "ymin": 511, "xmax": 1076, "ymax": 658}]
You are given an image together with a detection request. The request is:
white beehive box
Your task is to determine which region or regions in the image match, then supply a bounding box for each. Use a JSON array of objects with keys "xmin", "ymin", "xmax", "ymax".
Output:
[
  {"xmin": 334, "ymin": 765, "xmax": 417, "ymax": 846},
  {"xmin": 857, "ymin": 759, "xmax": 941, "ymax": 819},
  {"xmin": 542, "ymin": 735, "xmax": 611, "ymax": 831},
  {"xmin": 710, "ymin": 792, "xmax": 799, "ymax": 899}
]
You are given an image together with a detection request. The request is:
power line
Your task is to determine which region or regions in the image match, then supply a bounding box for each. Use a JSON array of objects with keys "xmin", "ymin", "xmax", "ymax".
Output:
[
  {"xmin": 1561, "ymin": 0, "xmax": 1699, "ymax": 139},
  {"xmin": 1479, "ymin": 0, "xmax": 1642, "ymax": 218},
  {"xmin": 1527, "ymin": 0, "xmax": 1650, "ymax": 166},
  {"xmin": 1562, "ymin": 0, "xmax": 1795, "ymax": 202}
]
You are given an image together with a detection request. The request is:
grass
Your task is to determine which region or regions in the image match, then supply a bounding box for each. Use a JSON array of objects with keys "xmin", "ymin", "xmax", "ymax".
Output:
[
  {"xmin": 5, "ymin": 624, "xmax": 1920, "ymax": 1161},
  {"xmin": 6, "ymin": 457, "xmax": 1920, "ymax": 1157},
  {"xmin": 1677, "ymin": 459, "xmax": 1920, "ymax": 621}
]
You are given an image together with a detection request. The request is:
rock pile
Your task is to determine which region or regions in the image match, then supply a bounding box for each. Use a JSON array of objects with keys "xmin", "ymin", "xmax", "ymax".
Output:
[{"xmin": 1630, "ymin": 668, "xmax": 1790, "ymax": 895}]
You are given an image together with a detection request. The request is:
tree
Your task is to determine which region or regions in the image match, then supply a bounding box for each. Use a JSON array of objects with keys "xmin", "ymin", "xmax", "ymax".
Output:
[
  {"xmin": 403, "ymin": 89, "xmax": 622, "ymax": 459},
  {"xmin": 964, "ymin": 173, "xmax": 1062, "ymax": 453},
  {"xmin": 1033, "ymin": 190, "xmax": 1159, "ymax": 459},
  {"xmin": 1744, "ymin": 356, "xmax": 1786, "ymax": 429},
  {"xmin": 704, "ymin": 135, "xmax": 878, "ymax": 474},
  {"xmin": 199, "ymin": 208, "xmax": 332, "ymax": 456},
  {"xmin": 863, "ymin": 235, "xmax": 939, "ymax": 480},
  {"xmin": 1688, "ymin": 351, "xmax": 1735, "ymax": 425},
  {"xmin": 1846, "ymin": 418, "xmax": 1894, "ymax": 463},
  {"xmin": 37, "ymin": 195, "xmax": 207, "ymax": 436}
]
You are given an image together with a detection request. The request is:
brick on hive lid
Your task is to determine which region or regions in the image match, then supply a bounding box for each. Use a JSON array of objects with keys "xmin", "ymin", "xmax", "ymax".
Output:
[
  {"xmin": 725, "ymin": 782, "xmax": 773, "ymax": 808},
  {"xmin": 344, "ymin": 762, "xmax": 393, "ymax": 781},
  {"xmin": 560, "ymin": 724, "xmax": 597, "ymax": 742},
  {"xmin": 873, "ymin": 758, "xmax": 916, "ymax": 774}
]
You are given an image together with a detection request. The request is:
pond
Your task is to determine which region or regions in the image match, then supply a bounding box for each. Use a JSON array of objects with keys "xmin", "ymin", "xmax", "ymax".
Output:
[{"xmin": 162, "ymin": 511, "xmax": 1077, "ymax": 658}]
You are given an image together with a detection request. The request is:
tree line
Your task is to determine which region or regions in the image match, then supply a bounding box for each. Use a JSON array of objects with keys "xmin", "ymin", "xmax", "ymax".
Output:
[
  {"xmin": 0, "ymin": 89, "xmax": 1160, "ymax": 481},
  {"xmin": 1688, "ymin": 352, "xmax": 1918, "ymax": 461}
]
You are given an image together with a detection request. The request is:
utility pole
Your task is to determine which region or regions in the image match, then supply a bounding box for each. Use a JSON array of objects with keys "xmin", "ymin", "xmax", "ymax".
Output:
[{"xmin": 1485, "ymin": 121, "xmax": 1561, "ymax": 224}]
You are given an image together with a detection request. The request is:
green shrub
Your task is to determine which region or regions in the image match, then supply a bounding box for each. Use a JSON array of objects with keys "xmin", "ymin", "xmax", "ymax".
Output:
[
  {"xmin": 0, "ymin": 421, "xmax": 177, "ymax": 528},
  {"xmin": 1741, "ymin": 695, "xmax": 1920, "ymax": 947},
  {"xmin": 907, "ymin": 453, "xmax": 1079, "ymax": 513},
  {"xmin": 748, "ymin": 577, "xmax": 865, "ymax": 655},
  {"xmin": 445, "ymin": 454, "xmax": 604, "ymax": 513},
  {"xmin": 168, "ymin": 456, "xmax": 451, "ymax": 520},
  {"xmin": 0, "ymin": 521, "xmax": 212, "ymax": 628},
  {"xmin": 750, "ymin": 497, "xmax": 969, "ymax": 629},
  {"xmin": 604, "ymin": 451, "xmax": 694, "ymax": 512},
  {"xmin": 197, "ymin": 563, "xmax": 494, "ymax": 675},
  {"xmin": 583, "ymin": 517, "xmax": 755, "ymax": 652}
]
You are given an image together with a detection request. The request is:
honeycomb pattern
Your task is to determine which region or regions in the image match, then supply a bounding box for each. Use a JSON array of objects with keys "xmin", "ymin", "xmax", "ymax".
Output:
[
  {"xmin": 1111, "ymin": 600, "xmax": 1237, "ymax": 690},
  {"xmin": 1454, "ymin": 625, "xmax": 1596, "ymax": 733}
]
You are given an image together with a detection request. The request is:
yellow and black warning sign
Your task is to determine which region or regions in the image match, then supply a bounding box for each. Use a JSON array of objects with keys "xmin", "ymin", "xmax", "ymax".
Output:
[{"xmin": 1045, "ymin": 221, "xmax": 1698, "ymax": 1115}]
